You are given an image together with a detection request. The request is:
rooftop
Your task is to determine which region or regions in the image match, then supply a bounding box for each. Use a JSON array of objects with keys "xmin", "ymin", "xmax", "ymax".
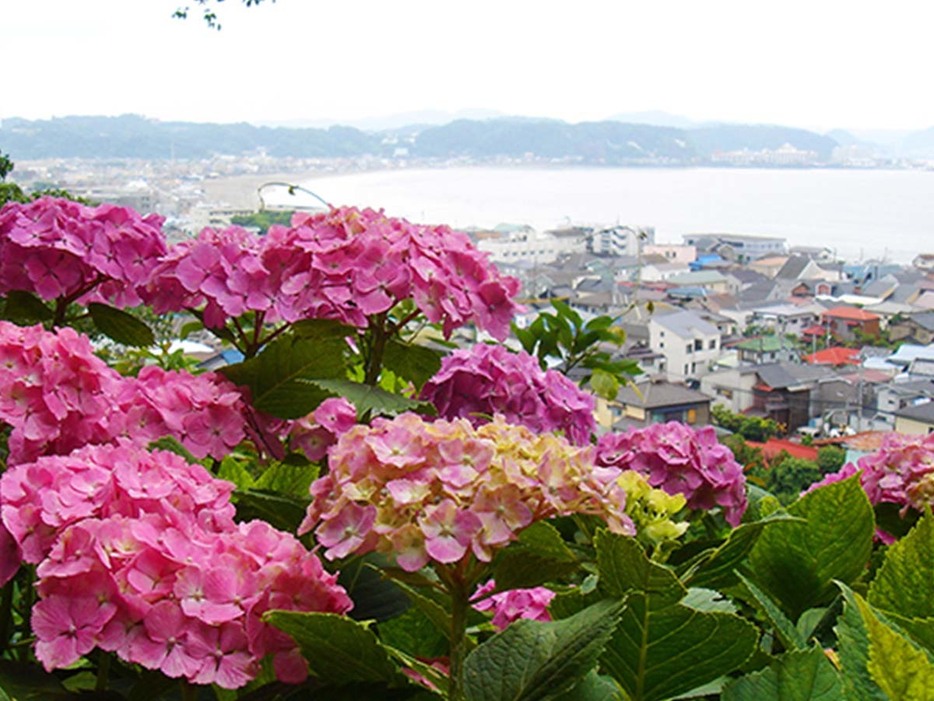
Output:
[
  {"xmin": 803, "ymin": 347, "xmax": 860, "ymax": 366},
  {"xmin": 822, "ymin": 306, "xmax": 881, "ymax": 322},
  {"xmin": 615, "ymin": 380, "xmax": 713, "ymax": 409}
]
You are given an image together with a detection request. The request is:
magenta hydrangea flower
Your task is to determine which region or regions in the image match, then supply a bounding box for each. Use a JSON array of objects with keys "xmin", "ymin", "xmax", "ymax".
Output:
[
  {"xmin": 0, "ymin": 321, "xmax": 123, "ymax": 464},
  {"xmin": 301, "ymin": 413, "xmax": 634, "ymax": 571},
  {"xmin": 144, "ymin": 206, "xmax": 521, "ymax": 338},
  {"xmin": 471, "ymin": 580, "xmax": 555, "ymax": 630},
  {"xmin": 420, "ymin": 344, "xmax": 596, "ymax": 445},
  {"xmin": 0, "ymin": 321, "xmax": 250, "ymax": 464},
  {"xmin": 0, "ymin": 443, "xmax": 352, "ymax": 688},
  {"xmin": 596, "ymin": 422, "xmax": 748, "ymax": 527},
  {"xmin": 0, "ymin": 197, "xmax": 166, "ymax": 307}
]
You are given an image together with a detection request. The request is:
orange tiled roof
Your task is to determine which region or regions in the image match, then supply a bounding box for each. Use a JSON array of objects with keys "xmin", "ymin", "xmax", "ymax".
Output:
[
  {"xmin": 803, "ymin": 347, "xmax": 860, "ymax": 366},
  {"xmin": 822, "ymin": 306, "xmax": 880, "ymax": 322}
]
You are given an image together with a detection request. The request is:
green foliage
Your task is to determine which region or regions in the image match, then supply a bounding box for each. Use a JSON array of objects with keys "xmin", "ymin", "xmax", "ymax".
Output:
[
  {"xmin": 265, "ymin": 612, "xmax": 411, "ymax": 688},
  {"xmin": 230, "ymin": 209, "xmax": 294, "ymax": 234},
  {"xmin": 589, "ymin": 532, "xmax": 759, "ymax": 701},
  {"xmin": 491, "ymin": 521, "xmax": 579, "ymax": 591},
  {"xmin": 711, "ymin": 404, "xmax": 782, "ymax": 440},
  {"xmin": 721, "ymin": 434, "xmax": 765, "ymax": 471},
  {"xmin": 462, "ymin": 600, "xmax": 624, "ymax": 701},
  {"xmin": 816, "ymin": 445, "xmax": 846, "ymax": 474},
  {"xmin": 743, "ymin": 475, "xmax": 875, "ymax": 620},
  {"xmin": 87, "ymin": 303, "xmax": 156, "ymax": 348},
  {"xmin": 513, "ymin": 300, "xmax": 640, "ymax": 400},
  {"xmin": 173, "ymin": 0, "xmax": 273, "ymax": 30},
  {"xmin": 220, "ymin": 325, "xmax": 349, "ymax": 418},
  {"xmin": 721, "ymin": 646, "xmax": 844, "ymax": 700},
  {"xmin": 761, "ymin": 454, "xmax": 823, "ymax": 506}
]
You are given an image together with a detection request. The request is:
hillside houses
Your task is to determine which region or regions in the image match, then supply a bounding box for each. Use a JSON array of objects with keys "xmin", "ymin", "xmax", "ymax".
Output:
[{"xmin": 508, "ymin": 227, "xmax": 934, "ymax": 439}]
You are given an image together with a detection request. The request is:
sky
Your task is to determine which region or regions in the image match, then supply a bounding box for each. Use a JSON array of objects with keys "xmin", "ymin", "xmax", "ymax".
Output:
[{"xmin": 3, "ymin": 0, "xmax": 933, "ymax": 132}]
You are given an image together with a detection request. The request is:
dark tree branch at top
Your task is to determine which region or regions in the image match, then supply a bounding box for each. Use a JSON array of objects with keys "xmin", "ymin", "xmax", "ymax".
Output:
[{"xmin": 173, "ymin": 0, "xmax": 274, "ymax": 30}]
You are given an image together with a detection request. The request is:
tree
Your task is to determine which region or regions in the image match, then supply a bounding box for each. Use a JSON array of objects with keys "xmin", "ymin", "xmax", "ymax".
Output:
[
  {"xmin": 173, "ymin": 0, "xmax": 274, "ymax": 29},
  {"xmin": 817, "ymin": 445, "xmax": 846, "ymax": 474}
]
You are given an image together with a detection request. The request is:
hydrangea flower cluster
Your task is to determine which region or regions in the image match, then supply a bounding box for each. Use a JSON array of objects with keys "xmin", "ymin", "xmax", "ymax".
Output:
[
  {"xmin": 110, "ymin": 365, "xmax": 247, "ymax": 460},
  {"xmin": 0, "ymin": 321, "xmax": 122, "ymax": 464},
  {"xmin": 0, "ymin": 443, "xmax": 352, "ymax": 688},
  {"xmin": 809, "ymin": 433, "xmax": 934, "ymax": 513},
  {"xmin": 596, "ymin": 422, "xmax": 747, "ymax": 527},
  {"xmin": 0, "ymin": 321, "xmax": 249, "ymax": 464},
  {"xmin": 144, "ymin": 207, "xmax": 521, "ymax": 338},
  {"xmin": 420, "ymin": 344, "xmax": 596, "ymax": 446},
  {"xmin": 300, "ymin": 413, "xmax": 634, "ymax": 571},
  {"xmin": 288, "ymin": 397, "xmax": 357, "ymax": 461},
  {"xmin": 143, "ymin": 226, "xmax": 272, "ymax": 329},
  {"xmin": 471, "ymin": 580, "xmax": 555, "ymax": 630},
  {"xmin": 0, "ymin": 197, "xmax": 166, "ymax": 307},
  {"xmin": 616, "ymin": 471, "xmax": 689, "ymax": 546}
]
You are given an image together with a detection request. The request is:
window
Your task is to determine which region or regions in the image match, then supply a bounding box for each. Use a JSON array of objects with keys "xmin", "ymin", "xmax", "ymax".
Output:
[
  {"xmin": 686, "ymin": 344, "xmax": 692, "ymax": 354},
  {"xmin": 686, "ymin": 408, "xmax": 697, "ymax": 424},
  {"xmin": 683, "ymin": 364, "xmax": 689, "ymax": 376},
  {"xmin": 694, "ymin": 339, "xmax": 703, "ymax": 351},
  {"xmin": 709, "ymin": 339, "xmax": 717, "ymax": 349}
]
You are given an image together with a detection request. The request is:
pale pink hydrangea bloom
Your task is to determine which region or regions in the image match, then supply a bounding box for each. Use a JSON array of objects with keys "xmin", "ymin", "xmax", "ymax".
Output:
[
  {"xmin": 807, "ymin": 433, "xmax": 934, "ymax": 515},
  {"xmin": 420, "ymin": 344, "xmax": 596, "ymax": 446},
  {"xmin": 0, "ymin": 196, "xmax": 166, "ymax": 307},
  {"xmin": 0, "ymin": 443, "xmax": 351, "ymax": 689},
  {"xmin": 301, "ymin": 413, "xmax": 634, "ymax": 571},
  {"xmin": 471, "ymin": 580, "xmax": 555, "ymax": 630},
  {"xmin": 596, "ymin": 422, "xmax": 748, "ymax": 527}
]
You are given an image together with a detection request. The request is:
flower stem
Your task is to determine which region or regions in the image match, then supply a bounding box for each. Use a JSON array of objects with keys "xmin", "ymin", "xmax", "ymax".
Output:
[{"xmin": 447, "ymin": 576, "xmax": 470, "ymax": 701}]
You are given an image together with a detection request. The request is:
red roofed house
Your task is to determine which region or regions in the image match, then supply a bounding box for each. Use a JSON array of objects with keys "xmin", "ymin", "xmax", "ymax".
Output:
[
  {"xmin": 821, "ymin": 306, "xmax": 880, "ymax": 343},
  {"xmin": 803, "ymin": 346, "xmax": 860, "ymax": 366}
]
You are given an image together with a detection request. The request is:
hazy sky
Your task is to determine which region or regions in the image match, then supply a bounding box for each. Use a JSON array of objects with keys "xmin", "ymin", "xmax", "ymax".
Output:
[{"xmin": 3, "ymin": 0, "xmax": 933, "ymax": 131}]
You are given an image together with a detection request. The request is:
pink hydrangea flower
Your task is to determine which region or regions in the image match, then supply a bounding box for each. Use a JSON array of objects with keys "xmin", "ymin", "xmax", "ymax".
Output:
[
  {"xmin": 0, "ymin": 197, "xmax": 166, "ymax": 307},
  {"xmin": 144, "ymin": 206, "xmax": 521, "ymax": 339},
  {"xmin": 420, "ymin": 344, "xmax": 596, "ymax": 445},
  {"xmin": 471, "ymin": 580, "xmax": 555, "ymax": 630},
  {"xmin": 807, "ymin": 433, "xmax": 934, "ymax": 517},
  {"xmin": 596, "ymin": 422, "xmax": 747, "ymax": 526},
  {"xmin": 301, "ymin": 413, "xmax": 634, "ymax": 571},
  {"xmin": 0, "ymin": 443, "xmax": 352, "ymax": 688}
]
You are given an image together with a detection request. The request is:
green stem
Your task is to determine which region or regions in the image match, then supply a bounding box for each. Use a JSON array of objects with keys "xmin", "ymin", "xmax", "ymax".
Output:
[
  {"xmin": 0, "ymin": 579, "xmax": 14, "ymax": 655},
  {"xmin": 363, "ymin": 313, "xmax": 389, "ymax": 386},
  {"xmin": 95, "ymin": 652, "xmax": 111, "ymax": 693},
  {"xmin": 446, "ymin": 575, "xmax": 470, "ymax": 701}
]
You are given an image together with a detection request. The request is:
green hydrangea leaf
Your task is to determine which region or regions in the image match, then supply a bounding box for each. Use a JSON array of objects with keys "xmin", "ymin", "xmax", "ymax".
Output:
[
  {"xmin": 462, "ymin": 599, "xmax": 623, "ymax": 701},
  {"xmin": 869, "ymin": 512, "xmax": 934, "ymax": 621},
  {"xmin": 594, "ymin": 533, "xmax": 758, "ymax": 701},
  {"xmin": 264, "ymin": 612, "xmax": 408, "ymax": 687},
  {"xmin": 721, "ymin": 646, "xmax": 844, "ymax": 700},
  {"xmin": 743, "ymin": 475, "xmax": 874, "ymax": 620}
]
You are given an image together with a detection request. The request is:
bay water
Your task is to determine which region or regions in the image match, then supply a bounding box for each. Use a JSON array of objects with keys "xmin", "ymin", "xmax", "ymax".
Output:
[{"xmin": 299, "ymin": 167, "xmax": 934, "ymax": 263}]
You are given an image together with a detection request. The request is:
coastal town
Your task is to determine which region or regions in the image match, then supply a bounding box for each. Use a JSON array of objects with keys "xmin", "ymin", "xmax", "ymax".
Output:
[
  {"xmin": 6, "ymin": 154, "xmax": 934, "ymax": 465},
  {"xmin": 480, "ymin": 223, "xmax": 934, "ymax": 466}
]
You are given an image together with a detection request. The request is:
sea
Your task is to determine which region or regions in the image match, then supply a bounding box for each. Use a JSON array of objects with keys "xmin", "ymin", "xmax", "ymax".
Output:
[{"xmin": 295, "ymin": 166, "xmax": 934, "ymax": 264}]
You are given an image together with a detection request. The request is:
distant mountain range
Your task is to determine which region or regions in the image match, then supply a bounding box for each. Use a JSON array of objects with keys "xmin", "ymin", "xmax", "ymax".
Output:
[{"xmin": 0, "ymin": 113, "xmax": 926, "ymax": 163}]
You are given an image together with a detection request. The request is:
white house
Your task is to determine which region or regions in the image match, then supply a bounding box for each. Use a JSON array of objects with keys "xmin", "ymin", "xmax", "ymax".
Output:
[{"xmin": 648, "ymin": 310, "xmax": 723, "ymax": 382}]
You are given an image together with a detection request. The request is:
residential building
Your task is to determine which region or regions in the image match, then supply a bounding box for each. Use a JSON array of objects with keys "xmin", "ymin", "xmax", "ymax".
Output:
[
  {"xmin": 803, "ymin": 347, "xmax": 860, "ymax": 367},
  {"xmin": 475, "ymin": 226, "xmax": 586, "ymax": 264},
  {"xmin": 751, "ymin": 363, "xmax": 834, "ymax": 433},
  {"xmin": 643, "ymin": 243, "xmax": 696, "ymax": 266},
  {"xmin": 749, "ymin": 302, "xmax": 824, "ymax": 335},
  {"xmin": 889, "ymin": 312, "xmax": 934, "ymax": 346},
  {"xmin": 821, "ymin": 306, "xmax": 881, "ymax": 343},
  {"xmin": 700, "ymin": 366, "xmax": 760, "ymax": 413},
  {"xmin": 876, "ymin": 379, "xmax": 934, "ymax": 428},
  {"xmin": 894, "ymin": 402, "xmax": 934, "ymax": 434},
  {"xmin": 648, "ymin": 310, "xmax": 723, "ymax": 381},
  {"xmin": 682, "ymin": 233, "xmax": 786, "ymax": 263},
  {"xmin": 587, "ymin": 225, "xmax": 655, "ymax": 257},
  {"xmin": 734, "ymin": 336, "xmax": 800, "ymax": 365},
  {"xmin": 610, "ymin": 379, "xmax": 712, "ymax": 430},
  {"xmin": 664, "ymin": 270, "xmax": 732, "ymax": 294}
]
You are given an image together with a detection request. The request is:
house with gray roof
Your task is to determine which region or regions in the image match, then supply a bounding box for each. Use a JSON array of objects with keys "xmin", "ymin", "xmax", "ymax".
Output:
[
  {"xmin": 894, "ymin": 401, "xmax": 934, "ymax": 435},
  {"xmin": 610, "ymin": 379, "xmax": 713, "ymax": 430}
]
